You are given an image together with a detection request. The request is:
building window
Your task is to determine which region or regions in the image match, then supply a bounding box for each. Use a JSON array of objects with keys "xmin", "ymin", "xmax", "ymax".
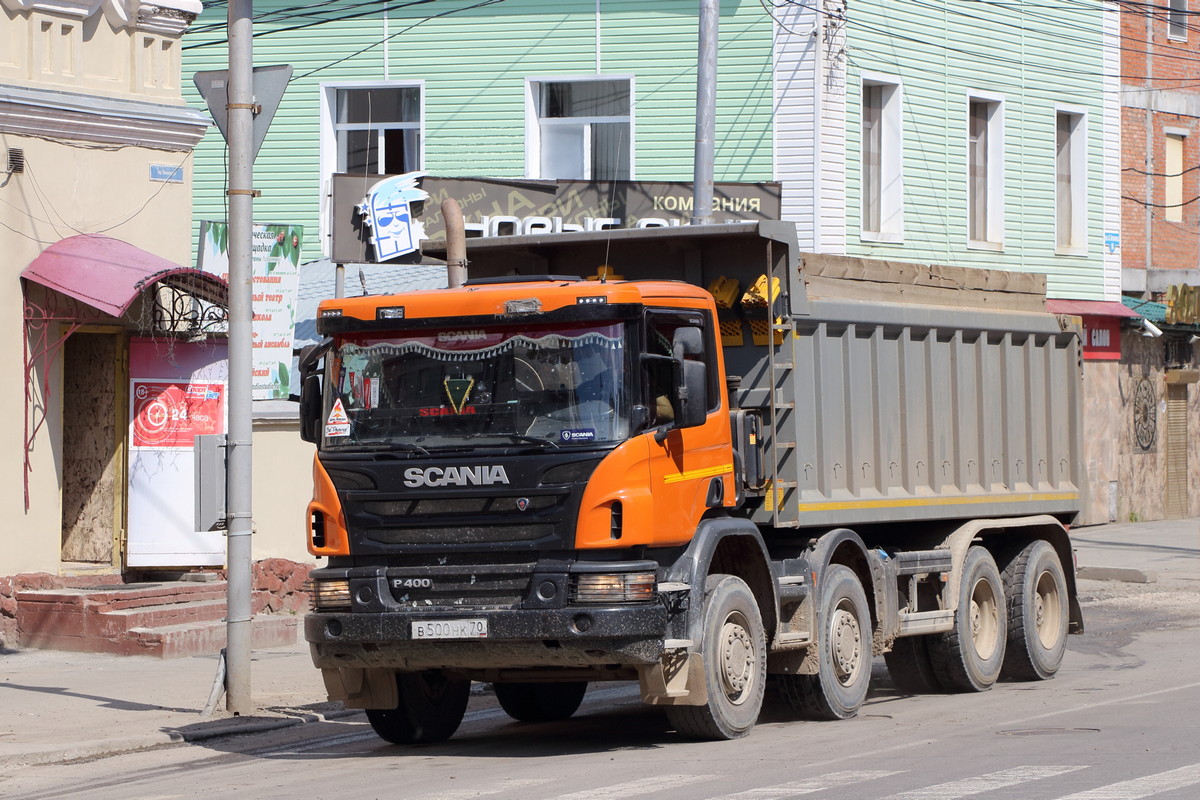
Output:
[
  {"xmin": 331, "ymin": 84, "xmax": 422, "ymax": 175},
  {"xmin": 1056, "ymin": 110, "xmax": 1087, "ymax": 251},
  {"xmin": 1169, "ymin": 0, "xmax": 1188, "ymax": 41},
  {"xmin": 968, "ymin": 95, "xmax": 1004, "ymax": 247},
  {"xmin": 861, "ymin": 77, "xmax": 903, "ymax": 240},
  {"xmin": 1165, "ymin": 132, "xmax": 1186, "ymax": 223},
  {"xmin": 530, "ymin": 78, "xmax": 631, "ymax": 180}
]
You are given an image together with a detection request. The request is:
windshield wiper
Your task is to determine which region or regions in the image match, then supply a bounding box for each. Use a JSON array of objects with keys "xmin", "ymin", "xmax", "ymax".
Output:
[
  {"xmin": 437, "ymin": 433, "xmax": 562, "ymax": 450},
  {"xmin": 330, "ymin": 442, "xmax": 431, "ymax": 456}
]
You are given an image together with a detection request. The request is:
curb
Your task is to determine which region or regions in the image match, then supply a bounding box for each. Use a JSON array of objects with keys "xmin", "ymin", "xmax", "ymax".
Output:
[
  {"xmin": 1076, "ymin": 565, "xmax": 1157, "ymax": 584},
  {"xmin": 0, "ymin": 707, "xmax": 362, "ymax": 771}
]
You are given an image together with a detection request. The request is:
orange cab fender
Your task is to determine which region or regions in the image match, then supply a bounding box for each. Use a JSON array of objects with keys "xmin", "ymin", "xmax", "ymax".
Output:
[
  {"xmin": 660, "ymin": 517, "xmax": 777, "ymax": 647},
  {"xmin": 308, "ymin": 455, "xmax": 350, "ymax": 557}
]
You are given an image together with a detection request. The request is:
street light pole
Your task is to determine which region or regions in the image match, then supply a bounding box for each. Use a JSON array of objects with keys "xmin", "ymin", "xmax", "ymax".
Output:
[
  {"xmin": 225, "ymin": 0, "xmax": 255, "ymax": 715},
  {"xmin": 692, "ymin": 0, "xmax": 718, "ymax": 226}
]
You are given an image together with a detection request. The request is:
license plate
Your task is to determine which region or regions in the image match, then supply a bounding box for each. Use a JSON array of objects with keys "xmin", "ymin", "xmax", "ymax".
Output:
[{"xmin": 411, "ymin": 618, "xmax": 488, "ymax": 639}]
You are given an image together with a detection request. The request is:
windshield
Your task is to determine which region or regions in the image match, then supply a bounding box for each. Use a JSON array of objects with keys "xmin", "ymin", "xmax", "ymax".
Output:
[{"xmin": 321, "ymin": 321, "xmax": 630, "ymax": 450}]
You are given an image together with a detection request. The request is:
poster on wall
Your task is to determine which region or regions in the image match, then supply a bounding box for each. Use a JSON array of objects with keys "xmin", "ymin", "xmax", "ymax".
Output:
[
  {"xmin": 197, "ymin": 221, "xmax": 302, "ymax": 399},
  {"xmin": 131, "ymin": 381, "xmax": 225, "ymax": 448},
  {"xmin": 126, "ymin": 339, "xmax": 228, "ymax": 568}
]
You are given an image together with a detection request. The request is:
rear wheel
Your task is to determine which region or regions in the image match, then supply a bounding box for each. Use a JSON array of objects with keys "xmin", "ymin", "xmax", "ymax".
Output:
[
  {"xmin": 778, "ymin": 565, "xmax": 872, "ymax": 719},
  {"xmin": 494, "ymin": 681, "xmax": 588, "ymax": 722},
  {"xmin": 884, "ymin": 635, "xmax": 943, "ymax": 694},
  {"xmin": 929, "ymin": 546, "xmax": 1006, "ymax": 692},
  {"xmin": 366, "ymin": 670, "xmax": 471, "ymax": 745},
  {"xmin": 666, "ymin": 574, "xmax": 766, "ymax": 740},
  {"xmin": 1001, "ymin": 540, "xmax": 1069, "ymax": 681}
]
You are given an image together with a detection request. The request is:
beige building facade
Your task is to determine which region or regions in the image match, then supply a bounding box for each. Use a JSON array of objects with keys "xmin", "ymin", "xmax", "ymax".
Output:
[{"xmin": 1, "ymin": 0, "xmax": 316, "ymax": 645}]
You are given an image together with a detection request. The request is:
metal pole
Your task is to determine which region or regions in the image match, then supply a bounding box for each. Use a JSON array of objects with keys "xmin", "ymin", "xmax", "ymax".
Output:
[
  {"xmin": 442, "ymin": 199, "xmax": 468, "ymax": 288},
  {"xmin": 225, "ymin": 0, "xmax": 255, "ymax": 715},
  {"xmin": 335, "ymin": 263, "xmax": 345, "ymax": 298},
  {"xmin": 692, "ymin": 0, "xmax": 718, "ymax": 226}
]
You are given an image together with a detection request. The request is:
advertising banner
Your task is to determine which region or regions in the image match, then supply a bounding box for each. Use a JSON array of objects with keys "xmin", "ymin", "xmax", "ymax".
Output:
[
  {"xmin": 331, "ymin": 176, "xmax": 782, "ymax": 264},
  {"xmin": 198, "ymin": 221, "xmax": 302, "ymax": 399},
  {"xmin": 131, "ymin": 381, "xmax": 225, "ymax": 449}
]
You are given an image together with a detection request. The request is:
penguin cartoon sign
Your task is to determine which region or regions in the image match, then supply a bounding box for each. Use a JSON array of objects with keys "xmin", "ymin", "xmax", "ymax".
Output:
[{"xmin": 357, "ymin": 172, "xmax": 429, "ymax": 261}]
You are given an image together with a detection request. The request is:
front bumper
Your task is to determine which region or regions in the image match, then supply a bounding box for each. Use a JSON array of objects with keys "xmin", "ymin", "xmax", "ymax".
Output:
[{"xmin": 306, "ymin": 604, "xmax": 669, "ymax": 670}]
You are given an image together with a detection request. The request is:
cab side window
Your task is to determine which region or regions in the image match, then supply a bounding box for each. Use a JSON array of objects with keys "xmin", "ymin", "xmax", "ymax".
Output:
[{"xmin": 644, "ymin": 310, "xmax": 719, "ymax": 424}]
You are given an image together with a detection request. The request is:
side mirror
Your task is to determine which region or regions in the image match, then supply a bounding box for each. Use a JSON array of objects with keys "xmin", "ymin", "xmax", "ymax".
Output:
[
  {"xmin": 299, "ymin": 373, "xmax": 323, "ymax": 444},
  {"xmin": 677, "ymin": 359, "xmax": 707, "ymax": 429},
  {"xmin": 298, "ymin": 339, "xmax": 331, "ymax": 445},
  {"xmin": 672, "ymin": 327, "xmax": 703, "ymax": 359}
]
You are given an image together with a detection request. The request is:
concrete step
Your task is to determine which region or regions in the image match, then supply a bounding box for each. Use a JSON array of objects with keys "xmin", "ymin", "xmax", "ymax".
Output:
[
  {"xmin": 20, "ymin": 613, "xmax": 299, "ymax": 658},
  {"xmin": 90, "ymin": 599, "xmax": 229, "ymax": 638},
  {"xmin": 17, "ymin": 581, "xmax": 229, "ymax": 611},
  {"xmin": 16, "ymin": 581, "xmax": 293, "ymax": 657},
  {"xmin": 129, "ymin": 615, "xmax": 299, "ymax": 659}
]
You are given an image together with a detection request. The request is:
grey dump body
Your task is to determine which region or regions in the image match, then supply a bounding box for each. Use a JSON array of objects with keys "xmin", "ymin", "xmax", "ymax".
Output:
[{"xmin": 432, "ymin": 220, "xmax": 1085, "ymax": 531}]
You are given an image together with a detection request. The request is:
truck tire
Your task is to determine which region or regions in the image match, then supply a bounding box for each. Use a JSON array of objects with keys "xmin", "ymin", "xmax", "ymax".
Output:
[
  {"xmin": 778, "ymin": 565, "xmax": 872, "ymax": 719},
  {"xmin": 929, "ymin": 546, "xmax": 1006, "ymax": 692},
  {"xmin": 494, "ymin": 681, "xmax": 588, "ymax": 722},
  {"xmin": 884, "ymin": 636, "xmax": 943, "ymax": 694},
  {"xmin": 1001, "ymin": 540, "xmax": 1069, "ymax": 681},
  {"xmin": 366, "ymin": 670, "xmax": 471, "ymax": 745},
  {"xmin": 666, "ymin": 574, "xmax": 766, "ymax": 740}
]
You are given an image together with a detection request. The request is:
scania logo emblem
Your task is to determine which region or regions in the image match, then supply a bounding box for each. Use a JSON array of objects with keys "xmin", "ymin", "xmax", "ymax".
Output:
[{"xmin": 516, "ymin": 498, "xmax": 530, "ymax": 511}]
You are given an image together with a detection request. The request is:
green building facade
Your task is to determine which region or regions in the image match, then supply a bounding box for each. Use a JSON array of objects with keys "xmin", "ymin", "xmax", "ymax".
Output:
[{"xmin": 182, "ymin": 0, "xmax": 1118, "ymax": 299}]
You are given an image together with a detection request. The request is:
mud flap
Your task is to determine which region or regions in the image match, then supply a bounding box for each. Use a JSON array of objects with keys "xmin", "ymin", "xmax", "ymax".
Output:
[
  {"xmin": 321, "ymin": 666, "xmax": 400, "ymax": 709},
  {"xmin": 637, "ymin": 645, "xmax": 708, "ymax": 706}
]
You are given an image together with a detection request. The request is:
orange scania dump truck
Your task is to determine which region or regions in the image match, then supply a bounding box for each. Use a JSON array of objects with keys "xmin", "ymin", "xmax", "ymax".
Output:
[{"xmin": 299, "ymin": 221, "xmax": 1085, "ymax": 744}]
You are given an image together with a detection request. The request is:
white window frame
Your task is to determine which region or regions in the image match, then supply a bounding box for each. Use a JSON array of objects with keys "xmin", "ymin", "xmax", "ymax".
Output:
[
  {"xmin": 966, "ymin": 91, "xmax": 1005, "ymax": 250},
  {"xmin": 318, "ymin": 80, "xmax": 425, "ymax": 256},
  {"xmin": 1055, "ymin": 107, "xmax": 1088, "ymax": 255},
  {"xmin": 1169, "ymin": 0, "xmax": 1189, "ymax": 41},
  {"xmin": 525, "ymin": 74, "xmax": 635, "ymax": 180},
  {"xmin": 1164, "ymin": 128, "xmax": 1187, "ymax": 223},
  {"xmin": 860, "ymin": 73, "xmax": 904, "ymax": 242}
]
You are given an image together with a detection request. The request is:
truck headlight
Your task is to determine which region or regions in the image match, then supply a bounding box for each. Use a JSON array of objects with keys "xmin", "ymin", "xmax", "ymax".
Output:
[
  {"xmin": 570, "ymin": 572, "xmax": 656, "ymax": 604},
  {"xmin": 309, "ymin": 579, "xmax": 351, "ymax": 611}
]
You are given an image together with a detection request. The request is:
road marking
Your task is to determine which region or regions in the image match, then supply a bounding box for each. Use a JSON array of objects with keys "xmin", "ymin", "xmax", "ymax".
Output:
[
  {"xmin": 551, "ymin": 774, "xmax": 712, "ymax": 800},
  {"xmin": 431, "ymin": 778, "xmax": 554, "ymax": 800},
  {"xmin": 709, "ymin": 770, "xmax": 905, "ymax": 799},
  {"xmin": 1055, "ymin": 763, "xmax": 1200, "ymax": 799},
  {"xmin": 881, "ymin": 766, "xmax": 1086, "ymax": 799}
]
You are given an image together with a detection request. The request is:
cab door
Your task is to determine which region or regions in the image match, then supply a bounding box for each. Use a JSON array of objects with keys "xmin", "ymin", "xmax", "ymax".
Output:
[{"xmin": 643, "ymin": 308, "xmax": 733, "ymax": 546}]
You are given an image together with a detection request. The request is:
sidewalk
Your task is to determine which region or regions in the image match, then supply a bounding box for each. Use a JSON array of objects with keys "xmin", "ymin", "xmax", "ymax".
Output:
[{"xmin": 1, "ymin": 517, "xmax": 1196, "ymax": 771}]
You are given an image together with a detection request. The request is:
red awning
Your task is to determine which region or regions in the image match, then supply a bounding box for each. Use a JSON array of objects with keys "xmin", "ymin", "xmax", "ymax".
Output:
[
  {"xmin": 1046, "ymin": 299, "xmax": 1141, "ymax": 319},
  {"xmin": 20, "ymin": 234, "xmax": 228, "ymax": 318}
]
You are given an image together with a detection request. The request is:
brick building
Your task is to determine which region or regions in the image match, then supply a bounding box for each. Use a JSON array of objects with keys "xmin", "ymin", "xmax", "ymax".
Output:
[{"xmin": 1086, "ymin": 0, "xmax": 1200, "ymax": 525}]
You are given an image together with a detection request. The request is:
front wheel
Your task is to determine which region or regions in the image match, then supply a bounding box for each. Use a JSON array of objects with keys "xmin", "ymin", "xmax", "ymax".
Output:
[
  {"xmin": 666, "ymin": 574, "xmax": 766, "ymax": 741},
  {"xmin": 366, "ymin": 670, "xmax": 471, "ymax": 745},
  {"xmin": 929, "ymin": 546, "xmax": 1006, "ymax": 692},
  {"xmin": 779, "ymin": 564, "xmax": 872, "ymax": 719},
  {"xmin": 494, "ymin": 681, "xmax": 588, "ymax": 722},
  {"xmin": 1001, "ymin": 540, "xmax": 1069, "ymax": 681}
]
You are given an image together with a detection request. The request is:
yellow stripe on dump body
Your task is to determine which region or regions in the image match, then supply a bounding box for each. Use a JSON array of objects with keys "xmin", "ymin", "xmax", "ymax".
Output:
[{"xmin": 797, "ymin": 491, "xmax": 1080, "ymax": 513}]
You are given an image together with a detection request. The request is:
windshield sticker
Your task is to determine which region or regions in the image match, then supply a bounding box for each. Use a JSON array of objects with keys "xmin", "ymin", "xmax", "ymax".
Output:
[
  {"xmin": 419, "ymin": 406, "xmax": 477, "ymax": 416},
  {"xmin": 560, "ymin": 429, "xmax": 597, "ymax": 443},
  {"xmin": 444, "ymin": 376, "xmax": 475, "ymax": 414},
  {"xmin": 325, "ymin": 398, "xmax": 351, "ymax": 437}
]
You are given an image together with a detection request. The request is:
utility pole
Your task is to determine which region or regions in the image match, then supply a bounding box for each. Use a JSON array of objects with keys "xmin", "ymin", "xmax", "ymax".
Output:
[
  {"xmin": 225, "ymin": 0, "xmax": 255, "ymax": 715},
  {"xmin": 692, "ymin": 0, "xmax": 718, "ymax": 225}
]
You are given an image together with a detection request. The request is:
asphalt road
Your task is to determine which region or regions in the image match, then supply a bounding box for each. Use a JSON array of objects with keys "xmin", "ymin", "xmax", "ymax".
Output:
[{"xmin": 5, "ymin": 574, "xmax": 1200, "ymax": 800}]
